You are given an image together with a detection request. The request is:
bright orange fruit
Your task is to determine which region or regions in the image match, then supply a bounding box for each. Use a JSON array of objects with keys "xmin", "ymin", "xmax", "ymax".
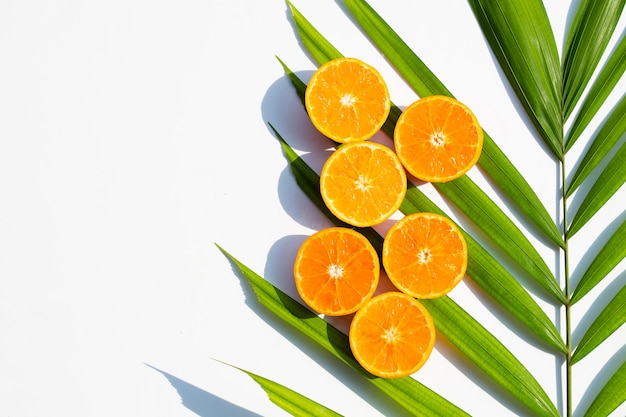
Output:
[
  {"xmin": 394, "ymin": 95, "xmax": 483, "ymax": 182},
  {"xmin": 293, "ymin": 227, "xmax": 379, "ymax": 316},
  {"xmin": 349, "ymin": 292, "xmax": 436, "ymax": 378},
  {"xmin": 320, "ymin": 141, "xmax": 407, "ymax": 227},
  {"xmin": 305, "ymin": 57, "xmax": 391, "ymax": 143},
  {"xmin": 383, "ymin": 212, "xmax": 467, "ymax": 299}
]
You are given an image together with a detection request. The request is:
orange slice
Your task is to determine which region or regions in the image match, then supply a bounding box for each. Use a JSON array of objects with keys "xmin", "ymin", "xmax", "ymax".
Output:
[
  {"xmin": 394, "ymin": 95, "xmax": 483, "ymax": 182},
  {"xmin": 305, "ymin": 57, "xmax": 391, "ymax": 143},
  {"xmin": 320, "ymin": 141, "xmax": 407, "ymax": 227},
  {"xmin": 293, "ymin": 227, "xmax": 379, "ymax": 316},
  {"xmin": 383, "ymin": 212, "xmax": 467, "ymax": 299},
  {"xmin": 349, "ymin": 292, "xmax": 436, "ymax": 378}
]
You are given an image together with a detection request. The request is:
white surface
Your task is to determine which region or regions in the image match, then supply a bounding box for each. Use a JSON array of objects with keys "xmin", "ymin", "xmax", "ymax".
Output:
[{"xmin": 0, "ymin": 1, "xmax": 624, "ymax": 416}]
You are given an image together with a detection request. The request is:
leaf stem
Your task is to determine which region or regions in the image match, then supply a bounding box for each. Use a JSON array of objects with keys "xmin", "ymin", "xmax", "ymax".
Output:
[{"xmin": 561, "ymin": 143, "xmax": 572, "ymax": 417}]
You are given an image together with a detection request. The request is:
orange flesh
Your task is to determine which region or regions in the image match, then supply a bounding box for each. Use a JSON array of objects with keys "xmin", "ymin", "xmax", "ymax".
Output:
[
  {"xmin": 394, "ymin": 95, "xmax": 483, "ymax": 182},
  {"xmin": 320, "ymin": 142, "xmax": 407, "ymax": 227},
  {"xmin": 305, "ymin": 58, "xmax": 391, "ymax": 143},
  {"xmin": 349, "ymin": 292, "xmax": 435, "ymax": 378},
  {"xmin": 294, "ymin": 227, "xmax": 379, "ymax": 316},
  {"xmin": 383, "ymin": 212, "xmax": 467, "ymax": 299}
]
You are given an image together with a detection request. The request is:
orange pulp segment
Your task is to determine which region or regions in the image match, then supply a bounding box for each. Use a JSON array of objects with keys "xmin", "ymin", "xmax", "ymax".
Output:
[
  {"xmin": 293, "ymin": 227, "xmax": 379, "ymax": 316},
  {"xmin": 320, "ymin": 141, "xmax": 407, "ymax": 227},
  {"xmin": 394, "ymin": 95, "xmax": 483, "ymax": 182},
  {"xmin": 383, "ymin": 212, "xmax": 467, "ymax": 299},
  {"xmin": 349, "ymin": 292, "xmax": 436, "ymax": 378},
  {"xmin": 305, "ymin": 57, "xmax": 391, "ymax": 143}
]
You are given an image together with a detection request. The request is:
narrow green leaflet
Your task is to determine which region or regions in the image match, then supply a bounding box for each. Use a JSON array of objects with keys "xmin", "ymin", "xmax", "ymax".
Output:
[
  {"xmin": 568, "ymin": 141, "xmax": 626, "ymax": 237},
  {"xmin": 561, "ymin": 0, "xmax": 626, "ymax": 121},
  {"xmin": 581, "ymin": 360, "xmax": 626, "ymax": 417},
  {"xmin": 271, "ymin": 115, "xmax": 564, "ymax": 353},
  {"xmin": 337, "ymin": 0, "xmax": 564, "ymax": 249},
  {"xmin": 216, "ymin": 245, "xmax": 470, "ymax": 417},
  {"xmin": 400, "ymin": 184, "xmax": 565, "ymax": 352},
  {"xmin": 223, "ymin": 363, "xmax": 343, "ymax": 417},
  {"xmin": 267, "ymin": 120, "xmax": 384, "ymax": 256},
  {"xmin": 571, "ymin": 283, "xmax": 626, "ymax": 364},
  {"xmin": 571, "ymin": 218, "xmax": 626, "ymax": 304},
  {"xmin": 566, "ymin": 33, "xmax": 626, "ymax": 150},
  {"xmin": 337, "ymin": 0, "xmax": 452, "ymax": 97},
  {"xmin": 423, "ymin": 296, "xmax": 560, "ymax": 417},
  {"xmin": 436, "ymin": 178, "xmax": 562, "ymax": 302},
  {"xmin": 466, "ymin": 0, "xmax": 563, "ymax": 159},
  {"xmin": 567, "ymin": 94, "xmax": 626, "ymax": 196}
]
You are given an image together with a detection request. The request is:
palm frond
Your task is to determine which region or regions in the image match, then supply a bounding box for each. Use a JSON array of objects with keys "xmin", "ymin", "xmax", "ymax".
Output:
[
  {"xmin": 225, "ymin": 2, "xmax": 626, "ymax": 416},
  {"xmin": 562, "ymin": 0, "xmax": 626, "ymax": 120},
  {"xmin": 466, "ymin": 0, "xmax": 563, "ymax": 159}
]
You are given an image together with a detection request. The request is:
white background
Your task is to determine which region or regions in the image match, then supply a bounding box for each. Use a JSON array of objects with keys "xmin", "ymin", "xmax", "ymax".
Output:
[{"xmin": 0, "ymin": 1, "xmax": 624, "ymax": 416}]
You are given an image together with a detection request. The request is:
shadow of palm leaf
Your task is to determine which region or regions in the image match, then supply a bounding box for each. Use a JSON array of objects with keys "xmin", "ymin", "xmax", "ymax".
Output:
[{"xmin": 147, "ymin": 364, "xmax": 262, "ymax": 417}]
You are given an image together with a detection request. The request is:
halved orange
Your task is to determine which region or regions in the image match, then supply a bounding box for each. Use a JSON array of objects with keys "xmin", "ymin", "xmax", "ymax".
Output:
[
  {"xmin": 394, "ymin": 95, "xmax": 483, "ymax": 182},
  {"xmin": 305, "ymin": 57, "xmax": 391, "ymax": 143},
  {"xmin": 293, "ymin": 227, "xmax": 379, "ymax": 316},
  {"xmin": 320, "ymin": 141, "xmax": 407, "ymax": 227},
  {"xmin": 383, "ymin": 212, "xmax": 467, "ymax": 299},
  {"xmin": 349, "ymin": 292, "xmax": 436, "ymax": 378}
]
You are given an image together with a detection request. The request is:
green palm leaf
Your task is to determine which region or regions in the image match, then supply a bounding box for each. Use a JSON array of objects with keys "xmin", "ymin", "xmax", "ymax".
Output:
[
  {"xmin": 424, "ymin": 296, "xmax": 559, "ymax": 417},
  {"xmin": 561, "ymin": 0, "xmax": 626, "ymax": 121},
  {"xmin": 581, "ymin": 359, "xmax": 626, "ymax": 417},
  {"xmin": 217, "ymin": 245, "xmax": 471, "ymax": 417},
  {"xmin": 568, "ymin": 141, "xmax": 626, "ymax": 237},
  {"xmin": 466, "ymin": 0, "xmax": 563, "ymax": 159},
  {"xmin": 571, "ymin": 283, "xmax": 626, "ymax": 364},
  {"xmin": 337, "ymin": 0, "xmax": 564, "ymax": 250},
  {"xmin": 566, "ymin": 33, "xmax": 626, "ymax": 150},
  {"xmin": 567, "ymin": 94, "xmax": 626, "ymax": 196},
  {"xmin": 571, "ymin": 218, "xmax": 626, "ymax": 304},
  {"xmin": 223, "ymin": 362, "xmax": 344, "ymax": 417}
]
